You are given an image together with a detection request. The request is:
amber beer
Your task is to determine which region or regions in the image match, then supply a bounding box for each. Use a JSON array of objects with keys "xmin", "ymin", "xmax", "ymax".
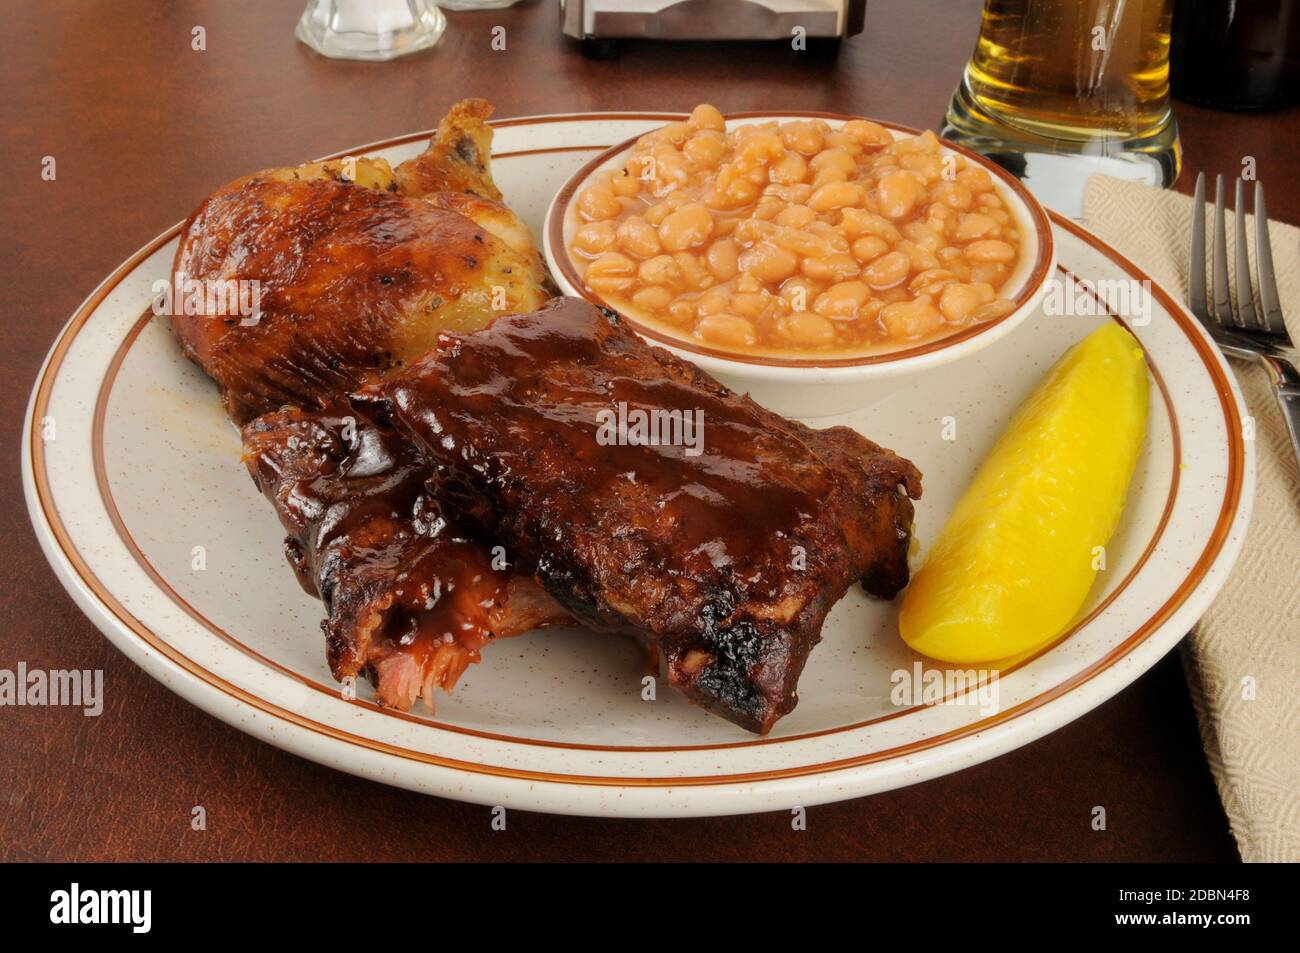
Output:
[{"xmin": 944, "ymin": 0, "xmax": 1180, "ymax": 211}]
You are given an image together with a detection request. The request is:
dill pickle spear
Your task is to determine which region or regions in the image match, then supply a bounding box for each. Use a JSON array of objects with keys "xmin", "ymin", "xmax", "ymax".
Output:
[{"xmin": 899, "ymin": 322, "xmax": 1150, "ymax": 664}]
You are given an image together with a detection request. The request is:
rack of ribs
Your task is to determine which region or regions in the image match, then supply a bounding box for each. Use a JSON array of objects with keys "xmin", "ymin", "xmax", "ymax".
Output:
[
  {"xmin": 364, "ymin": 296, "xmax": 922, "ymax": 734},
  {"xmin": 242, "ymin": 405, "xmax": 570, "ymax": 711}
]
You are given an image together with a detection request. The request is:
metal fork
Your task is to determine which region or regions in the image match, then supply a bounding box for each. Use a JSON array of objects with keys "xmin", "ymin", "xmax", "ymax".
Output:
[{"xmin": 1189, "ymin": 173, "xmax": 1300, "ymax": 470}]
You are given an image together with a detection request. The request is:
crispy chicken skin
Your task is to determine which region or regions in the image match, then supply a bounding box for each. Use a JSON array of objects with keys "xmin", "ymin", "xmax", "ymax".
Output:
[
  {"xmin": 242, "ymin": 406, "xmax": 570, "ymax": 711},
  {"xmin": 392, "ymin": 98, "xmax": 502, "ymax": 201},
  {"xmin": 168, "ymin": 99, "xmax": 548, "ymax": 424},
  {"xmin": 367, "ymin": 297, "xmax": 923, "ymax": 733}
]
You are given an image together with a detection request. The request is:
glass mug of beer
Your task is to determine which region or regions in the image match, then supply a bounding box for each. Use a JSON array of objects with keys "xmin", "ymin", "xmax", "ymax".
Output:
[{"xmin": 942, "ymin": 0, "xmax": 1180, "ymax": 216}]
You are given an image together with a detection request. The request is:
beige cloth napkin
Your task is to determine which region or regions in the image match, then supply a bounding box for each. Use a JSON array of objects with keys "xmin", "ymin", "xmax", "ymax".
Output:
[{"xmin": 1083, "ymin": 175, "xmax": 1300, "ymax": 862}]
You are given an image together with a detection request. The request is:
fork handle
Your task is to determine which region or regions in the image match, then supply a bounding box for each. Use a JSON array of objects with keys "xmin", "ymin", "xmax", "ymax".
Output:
[{"xmin": 1258, "ymin": 353, "xmax": 1300, "ymax": 474}]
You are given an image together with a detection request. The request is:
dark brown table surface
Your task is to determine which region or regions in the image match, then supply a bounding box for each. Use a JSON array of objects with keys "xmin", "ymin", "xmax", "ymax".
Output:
[{"xmin": 4, "ymin": 0, "xmax": 1293, "ymax": 862}]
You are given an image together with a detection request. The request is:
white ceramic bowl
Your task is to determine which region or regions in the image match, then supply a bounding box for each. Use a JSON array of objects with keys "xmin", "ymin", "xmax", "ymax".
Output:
[{"xmin": 544, "ymin": 111, "xmax": 1057, "ymax": 417}]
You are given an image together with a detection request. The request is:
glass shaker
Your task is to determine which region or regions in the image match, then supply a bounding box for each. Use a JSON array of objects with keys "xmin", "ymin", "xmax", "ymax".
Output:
[{"xmin": 296, "ymin": 0, "xmax": 447, "ymax": 61}]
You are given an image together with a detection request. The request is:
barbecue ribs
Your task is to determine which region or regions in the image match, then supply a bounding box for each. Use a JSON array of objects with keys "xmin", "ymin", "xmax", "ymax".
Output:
[
  {"xmin": 366, "ymin": 296, "xmax": 922, "ymax": 733},
  {"xmin": 242, "ymin": 405, "xmax": 570, "ymax": 710}
]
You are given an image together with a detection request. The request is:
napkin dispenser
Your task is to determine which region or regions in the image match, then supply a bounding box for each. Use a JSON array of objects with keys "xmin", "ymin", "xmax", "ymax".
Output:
[{"xmin": 561, "ymin": 0, "xmax": 866, "ymax": 55}]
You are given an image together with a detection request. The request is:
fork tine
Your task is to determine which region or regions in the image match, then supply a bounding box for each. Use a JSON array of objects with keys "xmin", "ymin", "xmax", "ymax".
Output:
[
  {"xmin": 1254, "ymin": 183, "xmax": 1288, "ymax": 336},
  {"xmin": 1188, "ymin": 172, "xmax": 1209, "ymax": 321},
  {"xmin": 1234, "ymin": 178, "xmax": 1258, "ymax": 328},
  {"xmin": 1212, "ymin": 175, "xmax": 1233, "ymax": 325}
]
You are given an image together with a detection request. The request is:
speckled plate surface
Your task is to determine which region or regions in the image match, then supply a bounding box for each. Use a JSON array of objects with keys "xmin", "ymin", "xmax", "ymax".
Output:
[{"xmin": 23, "ymin": 114, "xmax": 1253, "ymax": 817}]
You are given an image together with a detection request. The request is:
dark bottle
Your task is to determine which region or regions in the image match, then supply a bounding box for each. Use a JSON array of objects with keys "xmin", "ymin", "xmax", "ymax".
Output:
[{"xmin": 1170, "ymin": 0, "xmax": 1300, "ymax": 110}]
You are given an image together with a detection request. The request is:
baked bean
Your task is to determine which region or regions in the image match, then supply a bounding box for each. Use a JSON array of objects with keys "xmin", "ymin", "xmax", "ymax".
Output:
[
  {"xmin": 782, "ymin": 121, "xmax": 826, "ymax": 156},
  {"xmin": 736, "ymin": 133, "xmax": 785, "ymax": 167},
  {"xmin": 937, "ymin": 281, "xmax": 994, "ymax": 324},
  {"xmin": 779, "ymin": 276, "xmax": 823, "ymax": 312},
  {"xmin": 932, "ymin": 180, "xmax": 973, "ymax": 210},
  {"xmin": 703, "ymin": 172, "xmax": 760, "ymax": 210},
  {"xmin": 840, "ymin": 208, "xmax": 901, "ymax": 242},
  {"xmin": 650, "ymin": 148, "xmax": 689, "ymax": 190},
  {"xmin": 880, "ymin": 296, "xmax": 943, "ymax": 338},
  {"xmin": 896, "ymin": 239, "xmax": 940, "ymax": 273},
  {"xmin": 631, "ymin": 286, "xmax": 674, "ymax": 311},
  {"xmin": 659, "ymin": 203, "xmax": 714, "ymax": 252},
  {"xmin": 877, "ymin": 170, "xmax": 920, "ymax": 220},
  {"xmin": 927, "ymin": 203, "xmax": 955, "ymax": 226},
  {"xmin": 753, "ymin": 196, "xmax": 785, "ymax": 221},
  {"xmin": 916, "ymin": 130, "xmax": 942, "ymax": 152},
  {"xmin": 766, "ymin": 227, "xmax": 828, "ymax": 259},
  {"xmin": 585, "ymin": 252, "xmax": 637, "ymax": 293},
  {"xmin": 683, "ymin": 132, "xmax": 727, "ymax": 169},
  {"xmin": 734, "ymin": 217, "xmax": 777, "ymax": 244},
  {"xmin": 638, "ymin": 254, "xmax": 681, "ymax": 287},
  {"xmin": 673, "ymin": 251, "xmax": 712, "ymax": 288},
  {"xmin": 823, "ymin": 131, "xmax": 863, "ymax": 156},
  {"xmin": 770, "ymin": 151, "xmax": 809, "ymax": 185},
  {"xmin": 705, "ymin": 238, "xmax": 740, "ymax": 280},
  {"xmin": 965, "ymin": 239, "xmax": 1016, "ymax": 263},
  {"xmin": 851, "ymin": 235, "xmax": 890, "ymax": 262},
  {"xmin": 957, "ymin": 166, "xmax": 994, "ymax": 193},
  {"xmin": 969, "ymin": 263, "xmax": 1007, "ymax": 285},
  {"xmin": 954, "ymin": 213, "xmax": 998, "ymax": 242},
  {"xmin": 806, "ymin": 221, "xmax": 851, "ymax": 253},
  {"xmin": 729, "ymin": 292, "xmax": 770, "ymax": 318},
  {"xmin": 697, "ymin": 312, "xmax": 757, "ymax": 348},
  {"xmin": 811, "ymin": 167, "xmax": 850, "ymax": 190},
  {"xmin": 643, "ymin": 201, "xmax": 673, "ymax": 226},
  {"xmin": 617, "ymin": 216, "xmax": 662, "ymax": 259},
  {"xmin": 842, "ymin": 119, "xmax": 892, "ymax": 147},
  {"xmin": 613, "ymin": 171, "xmax": 645, "ymax": 197},
  {"xmin": 739, "ymin": 242, "xmax": 799, "ymax": 283},
  {"xmin": 813, "ymin": 280, "xmax": 872, "ymax": 319},
  {"xmin": 657, "ymin": 121, "xmax": 692, "ymax": 146},
  {"xmin": 809, "ymin": 181, "xmax": 866, "ymax": 212},
  {"xmin": 968, "ymin": 298, "xmax": 1015, "ymax": 323},
  {"xmin": 578, "ymin": 185, "xmax": 622, "ymax": 222},
  {"xmin": 667, "ymin": 298, "xmax": 696, "ymax": 325},
  {"xmin": 569, "ymin": 105, "xmax": 1023, "ymax": 357},
  {"xmin": 901, "ymin": 153, "xmax": 944, "ymax": 183},
  {"xmin": 909, "ymin": 269, "xmax": 959, "ymax": 296},
  {"xmin": 801, "ymin": 254, "xmax": 861, "ymax": 283},
  {"xmin": 863, "ymin": 251, "xmax": 910, "ymax": 289},
  {"xmin": 768, "ymin": 183, "xmax": 814, "ymax": 205},
  {"xmin": 573, "ymin": 221, "xmax": 617, "ymax": 256},
  {"xmin": 776, "ymin": 204, "xmax": 818, "ymax": 229},
  {"xmin": 901, "ymin": 221, "xmax": 944, "ymax": 253},
  {"xmin": 780, "ymin": 311, "xmax": 836, "ymax": 347},
  {"xmin": 688, "ymin": 103, "xmax": 726, "ymax": 131},
  {"xmin": 696, "ymin": 288, "xmax": 731, "ymax": 316},
  {"xmin": 809, "ymin": 148, "xmax": 856, "ymax": 176},
  {"xmin": 626, "ymin": 154, "xmax": 654, "ymax": 181}
]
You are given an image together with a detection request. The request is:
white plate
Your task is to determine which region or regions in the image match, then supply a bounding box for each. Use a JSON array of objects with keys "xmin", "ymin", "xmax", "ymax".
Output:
[{"xmin": 23, "ymin": 113, "xmax": 1254, "ymax": 817}]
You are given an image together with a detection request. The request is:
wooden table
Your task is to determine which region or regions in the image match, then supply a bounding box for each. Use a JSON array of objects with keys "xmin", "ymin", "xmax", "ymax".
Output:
[{"xmin": 6, "ymin": 0, "xmax": 1292, "ymax": 862}]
